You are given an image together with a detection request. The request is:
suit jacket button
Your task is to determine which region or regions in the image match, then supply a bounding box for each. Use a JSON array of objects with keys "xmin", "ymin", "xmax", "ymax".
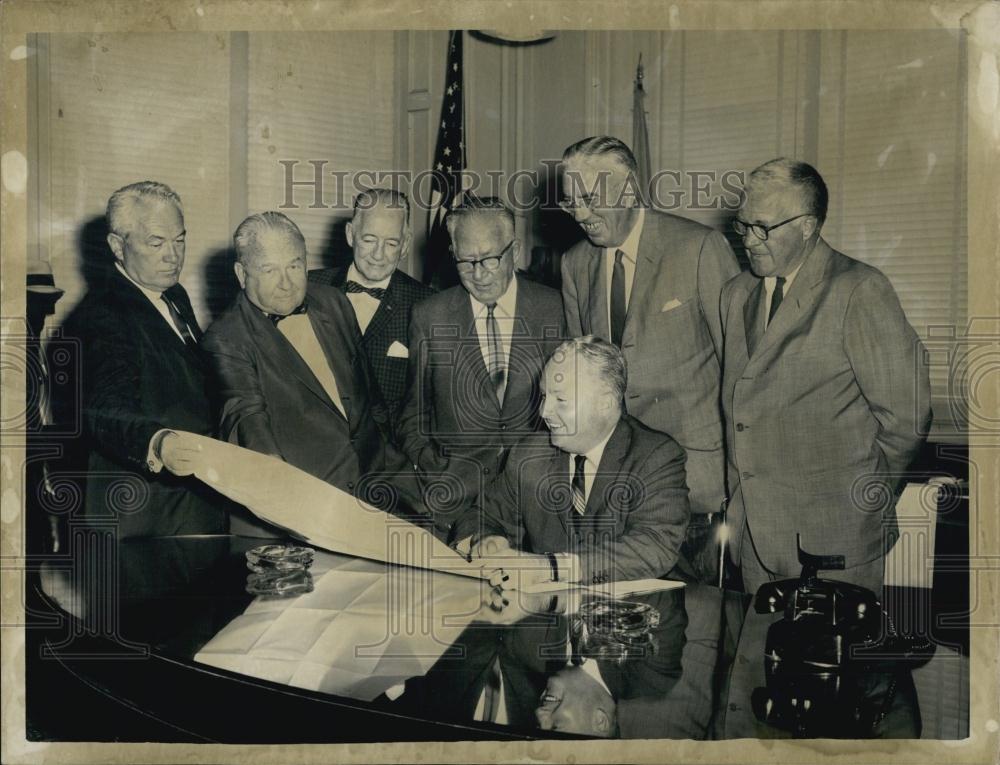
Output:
[
  {"xmin": 736, "ymin": 423, "xmax": 745, "ymax": 432},
  {"xmin": 741, "ymin": 471, "xmax": 752, "ymax": 480},
  {"xmin": 500, "ymin": 424, "xmax": 507, "ymax": 431},
  {"xmin": 483, "ymin": 467, "xmax": 490, "ymax": 475},
  {"xmin": 347, "ymin": 482, "xmax": 355, "ymax": 491}
]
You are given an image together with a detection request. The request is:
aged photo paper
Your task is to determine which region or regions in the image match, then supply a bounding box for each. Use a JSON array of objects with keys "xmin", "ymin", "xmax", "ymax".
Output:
[{"xmin": 1, "ymin": 0, "xmax": 997, "ymax": 763}]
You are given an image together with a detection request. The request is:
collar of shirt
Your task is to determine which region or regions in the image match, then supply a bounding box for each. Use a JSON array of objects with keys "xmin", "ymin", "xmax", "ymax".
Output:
[
  {"xmin": 115, "ymin": 262, "xmax": 186, "ymax": 342},
  {"xmin": 764, "ymin": 257, "xmax": 805, "ymax": 297},
  {"xmin": 568, "ymin": 422, "xmax": 617, "ymax": 502},
  {"xmin": 578, "ymin": 656, "xmax": 614, "ymax": 698},
  {"xmin": 604, "ymin": 206, "xmax": 645, "ymax": 264},
  {"xmin": 116, "ymin": 261, "xmax": 165, "ymax": 301},
  {"xmin": 347, "ymin": 263, "xmax": 392, "ymax": 292},
  {"xmin": 469, "ymin": 272, "xmax": 518, "ymax": 320}
]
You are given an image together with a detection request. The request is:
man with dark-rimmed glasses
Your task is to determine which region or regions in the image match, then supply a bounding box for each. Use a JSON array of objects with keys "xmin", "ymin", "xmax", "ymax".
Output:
[
  {"xmin": 398, "ymin": 196, "xmax": 566, "ymax": 538},
  {"xmin": 720, "ymin": 158, "xmax": 931, "ymax": 597}
]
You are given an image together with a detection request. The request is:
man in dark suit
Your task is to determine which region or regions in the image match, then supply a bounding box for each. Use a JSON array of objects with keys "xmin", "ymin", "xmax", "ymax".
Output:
[
  {"xmin": 397, "ymin": 196, "xmax": 565, "ymax": 533},
  {"xmin": 720, "ymin": 159, "xmax": 931, "ymax": 595},
  {"xmin": 64, "ymin": 181, "xmax": 229, "ymax": 538},
  {"xmin": 452, "ymin": 336, "xmax": 691, "ymax": 587},
  {"xmin": 308, "ymin": 188, "xmax": 434, "ymax": 422},
  {"xmin": 202, "ymin": 211, "xmax": 421, "ymax": 516},
  {"xmin": 559, "ymin": 136, "xmax": 740, "ymax": 584}
]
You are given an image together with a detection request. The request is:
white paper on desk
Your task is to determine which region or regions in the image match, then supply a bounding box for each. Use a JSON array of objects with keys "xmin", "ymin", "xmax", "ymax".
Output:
[
  {"xmin": 521, "ymin": 578, "xmax": 686, "ymax": 598},
  {"xmin": 183, "ymin": 432, "xmax": 482, "ymax": 579},
  {"xmin": 195, "ymin": 551, "xmax": 488, "ymax": 702}
]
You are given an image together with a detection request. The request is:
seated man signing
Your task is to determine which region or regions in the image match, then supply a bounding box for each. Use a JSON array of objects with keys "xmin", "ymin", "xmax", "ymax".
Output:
[{"xmin": 452, "ymin": 336, "xmax": 691, "ymax": 587}]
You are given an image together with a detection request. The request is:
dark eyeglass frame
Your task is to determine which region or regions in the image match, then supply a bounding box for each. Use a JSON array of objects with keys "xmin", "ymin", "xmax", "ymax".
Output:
[
  {"xmin": 733, "ymin": 213, "xmax": 812, "ymax": 241},
  {"xmin": 453, "ymin": 239, "xmax": 515, "ymax": 273}
]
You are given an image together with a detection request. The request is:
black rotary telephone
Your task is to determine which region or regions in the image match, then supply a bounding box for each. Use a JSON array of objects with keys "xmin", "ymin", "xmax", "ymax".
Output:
[{"xmin": 750, "ymin": 536, "xmax": 934, "ymax": 737}]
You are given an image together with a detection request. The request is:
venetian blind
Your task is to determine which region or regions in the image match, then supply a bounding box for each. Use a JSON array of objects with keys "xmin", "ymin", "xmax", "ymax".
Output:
[
  {"xmin": 817, "ymin": 30, "xmax": 967, "ymax": 438},
  {"xmin": 247, "ymin": 32, "xmax": 397, "ymax": 269},
  {"xmin": 45, "ymin": 33, "xmax": 232, "ymax": 329}
]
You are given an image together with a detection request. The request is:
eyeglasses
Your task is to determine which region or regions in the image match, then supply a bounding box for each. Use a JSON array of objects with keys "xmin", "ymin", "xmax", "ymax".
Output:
[
  {"xmin": 453, "ymin": 239, "xmax": 515, "ymax": 274},
  {"xmin": 733, "ymin": 213, "xmax": 812, "ymax": 241}
]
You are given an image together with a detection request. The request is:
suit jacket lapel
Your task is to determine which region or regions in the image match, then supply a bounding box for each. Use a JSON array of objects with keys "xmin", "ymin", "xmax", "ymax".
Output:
[
  {"xmin": 743, "ymin": 280, "xmax": 766, "ymax": 358},
  {"xmin": 627, "ymin": 212, "xmax": 660, "ymax": 343},
  {"xmin": 747, "ymin": 241, "xmax": 833, "ymax": 364},
  {"xmin": 587, "ymin": 419, "xmax": 631, "ymax": 517},
  {"xmin": 241, "ymin": 293, "xmax": 343, "ymax": 418},
  {"xmin": 584, "ymin": 244, "xmax": 610, "ymax": 340},
  {"xmin": 362, "ymin": 273, "xmax": 398, "ymax": 342},
  {"xmin": 113, "ymin": 271, "xmax": 205, "ymax": 366},
  {"xmin": 308, "ymin": 298, "xmax": 354, "ymax": 423}
]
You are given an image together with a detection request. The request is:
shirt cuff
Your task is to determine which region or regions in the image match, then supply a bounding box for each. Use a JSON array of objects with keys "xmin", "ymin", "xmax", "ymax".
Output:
[
  {"xmin": 146, "ymin": 428, "xmax": 174, "ymax": 473},
  {"xmin": 553, "ymin": 552, "xmax": 580, "ymax": 583}
]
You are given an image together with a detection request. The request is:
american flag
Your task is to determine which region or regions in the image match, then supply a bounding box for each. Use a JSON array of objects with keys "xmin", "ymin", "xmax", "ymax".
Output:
[
  {"xmin": 424, "ymin": 30, "xmax": 465, "ymax": 289},
  {"xmin": 633, "ymin": 54, "xmax": 653, "ymax": 205}
]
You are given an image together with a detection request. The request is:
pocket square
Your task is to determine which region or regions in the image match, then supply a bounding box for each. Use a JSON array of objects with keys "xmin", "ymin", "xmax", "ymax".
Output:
[
  {"xmin": 387, "ymin": 341, "xmax": 409, "ymax": 359},
  {"xmin": 660, "ymin": 298, "xmax": 684, "ymax": 313}
]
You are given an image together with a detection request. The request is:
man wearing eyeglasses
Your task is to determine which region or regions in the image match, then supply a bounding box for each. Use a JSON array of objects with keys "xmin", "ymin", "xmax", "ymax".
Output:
[
  {"xmin": 398, "ymin": 196, "xmax": 565, "ymax": 536},
  {"xmin": 559, "ymin": 136, "xmax": 740, "ymax": 584},
  {"xmin": 720, "ymin": 158, "xmax": 931, "ymax": 596}
]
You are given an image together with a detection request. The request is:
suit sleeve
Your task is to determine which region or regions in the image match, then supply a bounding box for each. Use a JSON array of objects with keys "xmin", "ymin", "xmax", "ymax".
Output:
[
  {"xmin": 77, "ymin": 308, "xmax": 168, "ymax": 470},
  {"xmin": 696, "ymin": 230, "xmax": 741, "ymax": 360},
  {"xmin": 450, "ymin": 450, "xmax": 524, "ymax": 546},
  {"xmin": 843, "ymin": 274, "xmax": 931, "ymax": 490},
  {"xmin": 560, "ymin": 250, "xmax": 585, "ymax": 338},
  {"xmin": 201, "ymin": 330, "xmax": 283, "ymax": 459},
  {"xmin": 577, "ymin": 440, "xmax": 691, "ymax": 584}
]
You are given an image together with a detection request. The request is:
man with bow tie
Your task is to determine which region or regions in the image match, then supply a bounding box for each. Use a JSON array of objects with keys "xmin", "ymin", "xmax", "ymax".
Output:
[
  {"xmin": 203, "ymin": 211, "xmax": 423, "ymax": 517},
  {"xmin": 309, "ymin": 188, "xmax": 434, "ymax": 423},
  {"xmin": 62, "ymin": 181, "xmax": 230, "ymax": 537}
]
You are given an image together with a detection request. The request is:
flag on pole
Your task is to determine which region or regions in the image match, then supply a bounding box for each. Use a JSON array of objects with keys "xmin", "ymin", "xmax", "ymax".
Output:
[
  {"xmin": 424, "ymin": 30, "xmax": 466, "ymax": 289},
  {"xmin": 632, "ymin": 54, "xmax": 653, "ymax": 205}
]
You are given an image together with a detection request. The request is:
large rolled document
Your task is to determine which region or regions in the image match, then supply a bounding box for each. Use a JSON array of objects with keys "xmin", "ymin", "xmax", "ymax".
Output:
[{"xmin": 182, "ymin": 432, "xmax": 483, "ymax": 579}]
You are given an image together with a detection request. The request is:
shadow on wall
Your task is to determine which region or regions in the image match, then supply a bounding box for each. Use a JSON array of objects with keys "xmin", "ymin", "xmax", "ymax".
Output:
[
  {"xmin": 201, "ymin": 247, "xmax": 240, "ymax": 322},
  {"xmin": 76, "ymin": 215, "xmax": 115, "ymax": 290},
  {"xmin": 313, "ymin": 215, "xmax": 352, "ymax": 272}
]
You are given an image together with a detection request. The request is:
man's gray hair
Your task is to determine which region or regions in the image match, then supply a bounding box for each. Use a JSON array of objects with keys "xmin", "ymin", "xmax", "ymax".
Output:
[
  {"xmin": 551, "ymin": 335, "xmax": 627, "ymax": 403},
  {"xmin": 353, "ymin": 187, "xmax": 410, "ymax": 229},
  {"xmin": 744, "ymin": 157, "xmax": 829, "ymax": 227},
  {"xmin": 562, "ymin": 135, "xmax": 639, "ymax": 175},
  {"xmin": 233, "ymin": 211, "xmax": 306, "ymax": 264},
  {"xmin": 106, "ymin": 181, "xmax": 182, "ymax": 237},
  {"xmin": 444, "ymin": 195, "xmax": 515, "ymax": 243}
]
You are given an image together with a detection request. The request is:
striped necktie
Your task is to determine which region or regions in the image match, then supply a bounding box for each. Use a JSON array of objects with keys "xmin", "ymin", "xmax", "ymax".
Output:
[{"xmin": 572, "ymin": 454, "xmax": 587, "ymax": 515}]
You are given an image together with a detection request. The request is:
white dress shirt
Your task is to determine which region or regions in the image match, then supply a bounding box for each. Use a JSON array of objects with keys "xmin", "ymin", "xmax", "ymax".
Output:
[
  {"xmin": 763, "ymin": 258, "xmax": 804, "ymax": 330},
  {"xmin": 470, "ymin": 276, "xmax": 518, "ymax": 376},
  {"xmin": 115, "ymin": 262, "xmax": 187, "ymax": 343},
  {"xmin": 275, "ymin": 312, "xmax": 347, "ymax": 418},
  {"xmin": 604, "ymin": 207, "xmax": 645, "ymax": 332},
  {"xmin": 345, "ymin": 263, "xmax": 390, "ymax": 334},
  {"xmin": 568, "ymin": 425, "xmax": 617, "ymax": 512}
]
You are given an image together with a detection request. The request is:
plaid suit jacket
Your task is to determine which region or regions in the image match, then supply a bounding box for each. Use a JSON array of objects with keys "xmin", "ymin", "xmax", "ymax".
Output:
[{"xmin": 309, "ymin": 265, "xmax": 434, "ymax": 422}]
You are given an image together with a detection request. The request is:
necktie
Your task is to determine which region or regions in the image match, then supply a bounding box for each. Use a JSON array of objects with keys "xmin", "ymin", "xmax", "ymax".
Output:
[
  {"xmin": 767, "ymin": 276, "xmax": 786, "ymax": 327},
  {"xmin": 345, "ymin": 281, "xmax": 387, "ymax": 301},
  {"xmin": 610, "ymin": 249, "xmax": 627, "ymax": 347},
  {"xmin": 572, "ymin": 454, "xmax": 587, "ymax": 515},
  {"xmin": 267, "ymin": 301, "xmax": 308, "ymax": 326},
  {"xmin": 161, "ymin": 294, "xmax": 199, "ymax": 347},
  {"xmin": 486, "ymin": 304, "xmax": 506, "ymax": 405}
]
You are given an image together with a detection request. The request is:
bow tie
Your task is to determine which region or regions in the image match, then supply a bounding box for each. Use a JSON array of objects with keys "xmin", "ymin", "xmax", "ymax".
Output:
[
  {"xmin": 345, "ymin": 280, "xmax": 387, "ymax": 301},
  {"xmin": 267, "ymin": 300, "xmax": 308, "ymax": 326}
]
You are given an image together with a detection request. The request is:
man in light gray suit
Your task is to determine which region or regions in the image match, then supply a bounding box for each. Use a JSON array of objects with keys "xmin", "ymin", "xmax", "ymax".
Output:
[
  {"xmin": 720, "ymin": 158, "xmax": 931, "ymax": 595},
  {"xmin": 560, "ymin": 136, "xmax": 740, "ymax": 583}
]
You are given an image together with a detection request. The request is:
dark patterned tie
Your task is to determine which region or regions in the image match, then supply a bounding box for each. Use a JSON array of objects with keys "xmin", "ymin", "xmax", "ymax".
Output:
[
  {"xmin": 610, "ymin": 249, "xmax": 627, "ymax": 347},
  {"xmin": 767, "ymin": 276, "xmax": 786, "ymax": 327},
  {"xmin": 486, "ymin": 303, "xmax": 506, "ymax": 405},
  {"xmin": 160, "ymin": 294, "xmax": 198, "ymax": 347},
  {"xmin": 572, "ymin": 454, "xmax": 587, "ymax": 516},
  {"xmin": 345, "ymin": 280, "xmax": 387, "ymax": 301},
  {"xmin": 267, "ymin": 301, "xmax": 308, "ymax": 326}
]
